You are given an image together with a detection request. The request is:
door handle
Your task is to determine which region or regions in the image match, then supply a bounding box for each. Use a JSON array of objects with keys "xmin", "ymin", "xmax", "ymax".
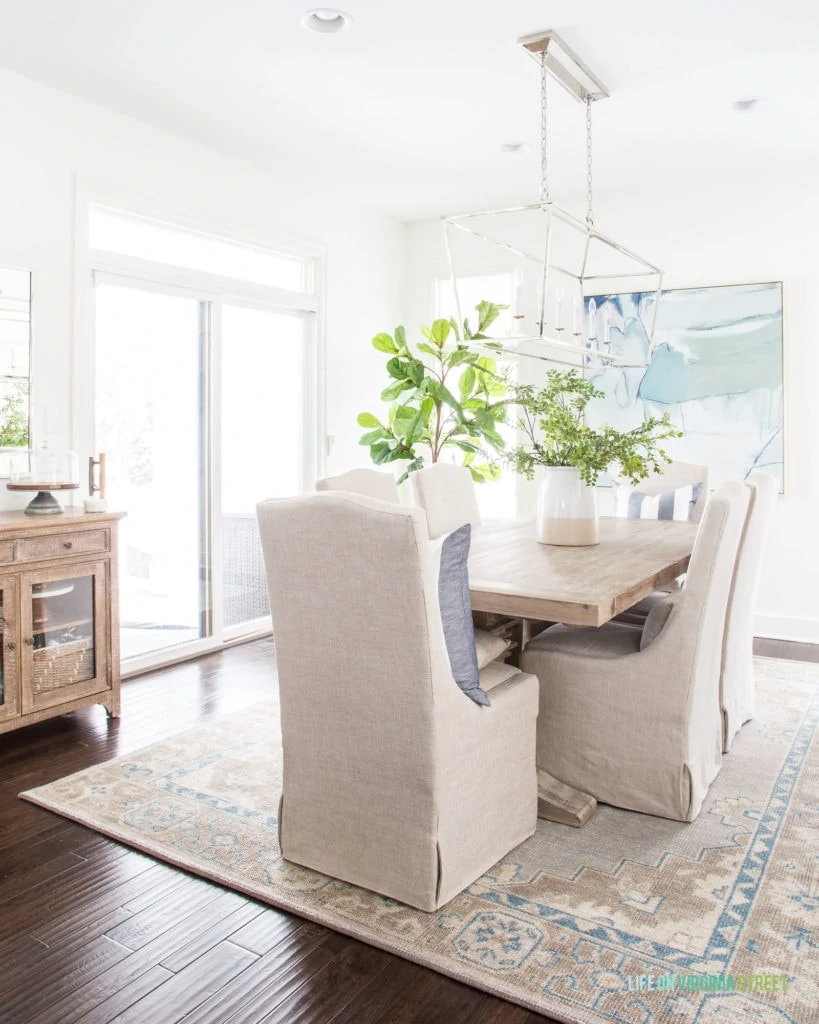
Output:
[{"xmin": 24, "ymin": 637, "xmax": 34, "ymax": 646}]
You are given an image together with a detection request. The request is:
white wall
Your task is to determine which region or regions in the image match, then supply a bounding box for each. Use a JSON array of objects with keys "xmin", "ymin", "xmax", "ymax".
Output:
[
  {"xmin": 405, "ymin": 171, "xmax": 819, "ymax": 642},
  {"xmin": 0, "ymin": 66, "xmax": 404, "ymax": 509}
]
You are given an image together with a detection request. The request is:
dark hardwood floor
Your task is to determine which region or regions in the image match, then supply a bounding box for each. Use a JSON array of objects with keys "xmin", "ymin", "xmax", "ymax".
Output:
[{"xmin": 0, "ymin": 638, "xmax": 550, "ymax": 1024}]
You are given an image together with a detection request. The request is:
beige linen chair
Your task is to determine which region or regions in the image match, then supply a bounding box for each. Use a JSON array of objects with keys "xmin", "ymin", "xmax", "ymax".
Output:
[
  {"xmin": 315, "ymin": 468, "xmax": 399, "ymax": 503},
  {"xmin": 721, "ymin": 470, "xmax": 777, "ymax": 751},
  {"xmin": 410, "ymin": 463, "xmax": 481, "ymax": 539},
  {"xmin": 618, "ymin": 472, "xmax": 776, "ymax": 752},
  {"xmin": 256, "ymin": 491, "xmax": 539, "ymax": 911},
  {"xmin": 520, "ymin": 481, "xmax": 749, "ymax": 822},
  {"xmin": 615, "ymin": 461, "xmax": 710, "ymax": 523}
]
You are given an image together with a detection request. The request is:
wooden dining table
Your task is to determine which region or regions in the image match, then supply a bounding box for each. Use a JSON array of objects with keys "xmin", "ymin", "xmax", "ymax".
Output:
[
  {"xmin": 469, "ymin": 515, "xmax": 698, "ymax": 628},
  {"xmin": 468, "ymin": 515, "xmax": 699, "ymax": 827}
]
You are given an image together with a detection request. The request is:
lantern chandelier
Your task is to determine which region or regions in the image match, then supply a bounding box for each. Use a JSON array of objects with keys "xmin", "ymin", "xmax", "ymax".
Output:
[{"xmin": 442, "ymin": 31, "xmax": 663, "ymax": 369}]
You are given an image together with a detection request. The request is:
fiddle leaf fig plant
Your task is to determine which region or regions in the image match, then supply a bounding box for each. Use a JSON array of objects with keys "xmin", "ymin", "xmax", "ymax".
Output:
[
  {"xmin": 508, "ymin": 369, "xmax": 682, "ymax": 487},
  {"xmin": 357, "ymin": 302, "xmax": 510, "ymax": 485}
]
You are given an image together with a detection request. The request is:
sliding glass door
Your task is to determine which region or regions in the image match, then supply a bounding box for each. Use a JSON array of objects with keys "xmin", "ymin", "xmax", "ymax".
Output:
[
  {"xmin": 220, "ymin": 304, "xmax": 308, "ymax": 635},
  {"xmin": 95, "ymin": 280, "xmax": 208, "ymax": 660},
  {"xmin": 94, "ymin": 279, "xmax": 315, "ymax": 667}
]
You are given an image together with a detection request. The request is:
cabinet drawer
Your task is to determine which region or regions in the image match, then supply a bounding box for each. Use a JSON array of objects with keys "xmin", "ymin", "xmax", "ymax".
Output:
[
  {"xmin": 15, "ymin": 529, "xmax": 110, "ymax": 563},
  {"xmin": 0, "ymin": 540, "xmax": 14, "ymax": 565}
]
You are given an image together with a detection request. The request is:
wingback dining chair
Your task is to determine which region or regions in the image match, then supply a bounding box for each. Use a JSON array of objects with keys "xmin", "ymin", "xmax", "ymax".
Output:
[
  {"xmin": 256, "ymin": 491, "xmax": 539, "ymax": 911},
  {"xmin": 315, "ymin": 468, "xmax": 399, "ymax": 503},
  {"xmin": 520, "ymin": 481, "xmax": 749, "ymax": 822},
  {"xmin": 409, "ymin": 463, "xmax": 481, "ymax": 539},
  {"xmin": 720, "ymin": 470, "xmax": 777, "ymax": 751}
]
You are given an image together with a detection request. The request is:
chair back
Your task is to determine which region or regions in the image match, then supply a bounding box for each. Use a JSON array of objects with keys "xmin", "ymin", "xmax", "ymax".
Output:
[
  {"xmin": 315, "ymin": 468, "xmax": 398, "ymax": 503},
  {"xmin": 720, "ymin": 470, "xmax": 777, "ymax": 743},
  {"xmin": 410, "ymin": 463, "xmax": 481, "ymax": 538},
  {"xmin": 257, "ymin": 491, "xmax": 452, "ymax": 749},
  {"xmin": 664, "ymin": 481, "xmax": 749, "ymax": 677},
  {"xmin": 617, "ymin": 461, "xmax": 709, "ymax": 522}
]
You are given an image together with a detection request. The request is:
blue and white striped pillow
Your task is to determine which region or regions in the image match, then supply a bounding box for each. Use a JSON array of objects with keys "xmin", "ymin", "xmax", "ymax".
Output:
[{"xmin": 615, "ymin": 482, "xmax": 702, "ymax": 522}]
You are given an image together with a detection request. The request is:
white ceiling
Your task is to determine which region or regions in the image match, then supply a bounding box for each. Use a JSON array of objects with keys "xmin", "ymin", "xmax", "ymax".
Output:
[{"xmin": 1, "ymin": 0, "xmax": 818, "ymax": 220}]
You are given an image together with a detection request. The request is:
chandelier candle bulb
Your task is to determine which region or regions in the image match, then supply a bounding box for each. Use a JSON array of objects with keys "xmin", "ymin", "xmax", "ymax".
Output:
[
  {"xmin": 555, "ymin": 292, "xmax": 564, "ymax": 331},
  {"xmin": 588, "ymin": 297, "xmax": 597, "ymax": 339},
  {"xmin": 572, "ymin": 296, "xmax": 582, "ymax": 335}
]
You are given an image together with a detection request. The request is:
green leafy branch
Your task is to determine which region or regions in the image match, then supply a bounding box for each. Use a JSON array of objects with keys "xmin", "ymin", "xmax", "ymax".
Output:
[{"xmin": 507, "ymin": 369, "xmax": 682, "ymax": 487}]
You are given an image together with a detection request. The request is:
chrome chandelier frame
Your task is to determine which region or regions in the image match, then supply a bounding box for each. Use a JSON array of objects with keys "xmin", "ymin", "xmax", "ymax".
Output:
[{"xmin": 442, "ymin": 31, "xmax": 664, "ymax": 369}]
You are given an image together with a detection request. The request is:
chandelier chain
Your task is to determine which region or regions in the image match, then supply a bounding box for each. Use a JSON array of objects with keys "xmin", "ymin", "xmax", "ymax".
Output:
[
  {"xmin": 540, "ymin": 51, "xmax": 550, "ymax": 205},
  {"xmin": 585, "ymin": 95, "xmax": 594, "ymax": 226}
]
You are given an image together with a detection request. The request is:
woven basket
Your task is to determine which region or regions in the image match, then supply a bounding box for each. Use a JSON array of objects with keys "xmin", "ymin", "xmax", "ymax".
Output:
[{"xmin": 32, "ymin": 637, "xmax": 95, "ymax": 694}]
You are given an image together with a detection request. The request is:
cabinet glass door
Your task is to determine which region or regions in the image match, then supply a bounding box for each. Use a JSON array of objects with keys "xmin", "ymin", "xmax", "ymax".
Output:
[
  {"xmin": 0, "ymin": 578, "xmax": 19, "ymax": 721},
  {"xmin": 22, "ymin": 562, "xmax": 107, "ymax": 714}
]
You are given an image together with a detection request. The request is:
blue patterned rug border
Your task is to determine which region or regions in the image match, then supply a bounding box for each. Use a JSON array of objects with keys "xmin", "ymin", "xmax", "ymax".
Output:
[
  {"xmin": 707, "ymin": 685, "xmax": 819, "ymax": 963},
  {"xmin": 470, "ymin": 685, "xmax": 819, "ymax": 978}
]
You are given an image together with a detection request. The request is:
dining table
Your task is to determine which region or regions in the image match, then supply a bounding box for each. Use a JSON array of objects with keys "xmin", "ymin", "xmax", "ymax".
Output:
[
  {"xmin": 469, "ymin": 515, "xmax": 698, "ymax": 627},
  {"xmin": 468, "ymin": 515, "xmax": 699, "ymax": 827}
]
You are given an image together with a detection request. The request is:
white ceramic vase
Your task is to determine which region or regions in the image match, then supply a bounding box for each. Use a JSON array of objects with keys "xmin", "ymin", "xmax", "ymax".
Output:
[{"xmin": 536, "ymin": 466, "xmax": 599, "ymax": 546}]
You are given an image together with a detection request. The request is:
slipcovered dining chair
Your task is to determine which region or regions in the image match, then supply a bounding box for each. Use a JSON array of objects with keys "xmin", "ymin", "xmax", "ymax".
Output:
[
  {"xmin": 315, "ymin": 468, "xmax": 398, "ymax": 503},
  {"xmin": 617, "ymin": 472, "xmax": 776, "ymax": 752},
  {"xmin": 256, "ymin": 491, "xmax": 538, "ymax": 911},
  {"xmin": 720, "ymin": 470, "xmax": 777, "ymax": 751},
  {"xmin": 410, "ymin": 463, "xmax": 481, "ymax": 539},
  {"xmin": 520, "ymin": 481, "xmax": 749, "ymax": 822},
  {"xmin": 614, "ymin": 461, "xmax": 709, "ymax": 523}
]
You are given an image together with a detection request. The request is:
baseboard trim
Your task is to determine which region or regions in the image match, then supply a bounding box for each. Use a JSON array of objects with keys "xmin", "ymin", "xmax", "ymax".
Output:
[
  {"xmin": 122, "ymin": 629, "xmax": 274, "ymax": 681},
  {"xmin": 754, "ymin": 614, "xmax": 819, "ymax": 644}
]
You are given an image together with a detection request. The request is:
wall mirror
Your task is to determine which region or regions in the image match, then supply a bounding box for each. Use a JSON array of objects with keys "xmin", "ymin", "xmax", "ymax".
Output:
[{"xmin": 0, "ymin": 267, "xmax": 31, "ymax": 477}]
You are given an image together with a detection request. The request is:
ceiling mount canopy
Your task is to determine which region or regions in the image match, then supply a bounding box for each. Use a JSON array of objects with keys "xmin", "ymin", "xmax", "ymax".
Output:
[
  {"xmin": 443, "ymin": 30, "xmax": 663, "ymax": 370},
  {"xmin": 518, "ymin": 30, "xmax": 608, "ymax": 103}
]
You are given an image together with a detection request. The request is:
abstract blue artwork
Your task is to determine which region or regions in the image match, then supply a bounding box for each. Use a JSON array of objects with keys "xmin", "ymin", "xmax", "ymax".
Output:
[{"xmin": 584, "ymin": 282, "xmax": 784, "ymax": 489}]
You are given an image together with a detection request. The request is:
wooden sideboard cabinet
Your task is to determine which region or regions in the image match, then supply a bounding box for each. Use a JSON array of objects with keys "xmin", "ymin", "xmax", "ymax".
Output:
[{"xmin": 0, "ymin": 510, "xmax": 125, "ymax": 735}]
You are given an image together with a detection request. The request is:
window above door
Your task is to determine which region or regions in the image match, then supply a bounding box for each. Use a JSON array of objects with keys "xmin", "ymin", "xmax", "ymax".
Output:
[{"xmin": 88, "ymin": 206, "xmax": 311, "ymax": 293}]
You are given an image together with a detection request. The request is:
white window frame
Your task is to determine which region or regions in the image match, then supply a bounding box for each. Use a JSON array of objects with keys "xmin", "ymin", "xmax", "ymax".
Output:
[{"xmin": 73, "ymin": 185, "xmax": 327, "ymax": 675}]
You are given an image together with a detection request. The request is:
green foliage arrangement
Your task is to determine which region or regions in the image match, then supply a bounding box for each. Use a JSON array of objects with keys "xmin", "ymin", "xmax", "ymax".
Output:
[
  {"xmin": 508, "ymin": 369, "xmax": 681, "ymax": 487},
  {"xmin": 0, "ymin": 381, "xmax": 30, "ymax": 448},
  {"xmin": 357, "ymin": 302, "xmax": 510, "ymax": 484}
]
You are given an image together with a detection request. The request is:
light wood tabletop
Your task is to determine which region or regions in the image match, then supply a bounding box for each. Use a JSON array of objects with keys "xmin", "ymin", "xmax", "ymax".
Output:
[{"xmin": 469, "ymin": 516, "xmax": 698, "ymax": 627}]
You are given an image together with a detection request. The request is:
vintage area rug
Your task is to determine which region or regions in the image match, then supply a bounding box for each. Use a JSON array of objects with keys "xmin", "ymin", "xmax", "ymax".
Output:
[{"xmin": 22, "ymin": 658, "xmax": 819, "ymax": 1024}]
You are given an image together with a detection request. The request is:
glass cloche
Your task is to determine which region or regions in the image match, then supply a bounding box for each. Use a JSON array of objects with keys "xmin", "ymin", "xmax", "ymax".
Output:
[{"xmin": 7, "ymin": 444, "xmax": 79, "ymax": 514}]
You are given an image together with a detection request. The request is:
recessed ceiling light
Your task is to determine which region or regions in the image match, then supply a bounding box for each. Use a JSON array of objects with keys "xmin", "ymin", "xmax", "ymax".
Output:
[
  {"xmin": 301, "ymin": 8, "xmax": 352, "ymax": 33},
  {"xmin": 500, "ymin": 141, "xmax": 531, "ymax": 154},
  {"xmin": 733, "ymin": 98, "xmax": 760, "ymax": 112}
]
